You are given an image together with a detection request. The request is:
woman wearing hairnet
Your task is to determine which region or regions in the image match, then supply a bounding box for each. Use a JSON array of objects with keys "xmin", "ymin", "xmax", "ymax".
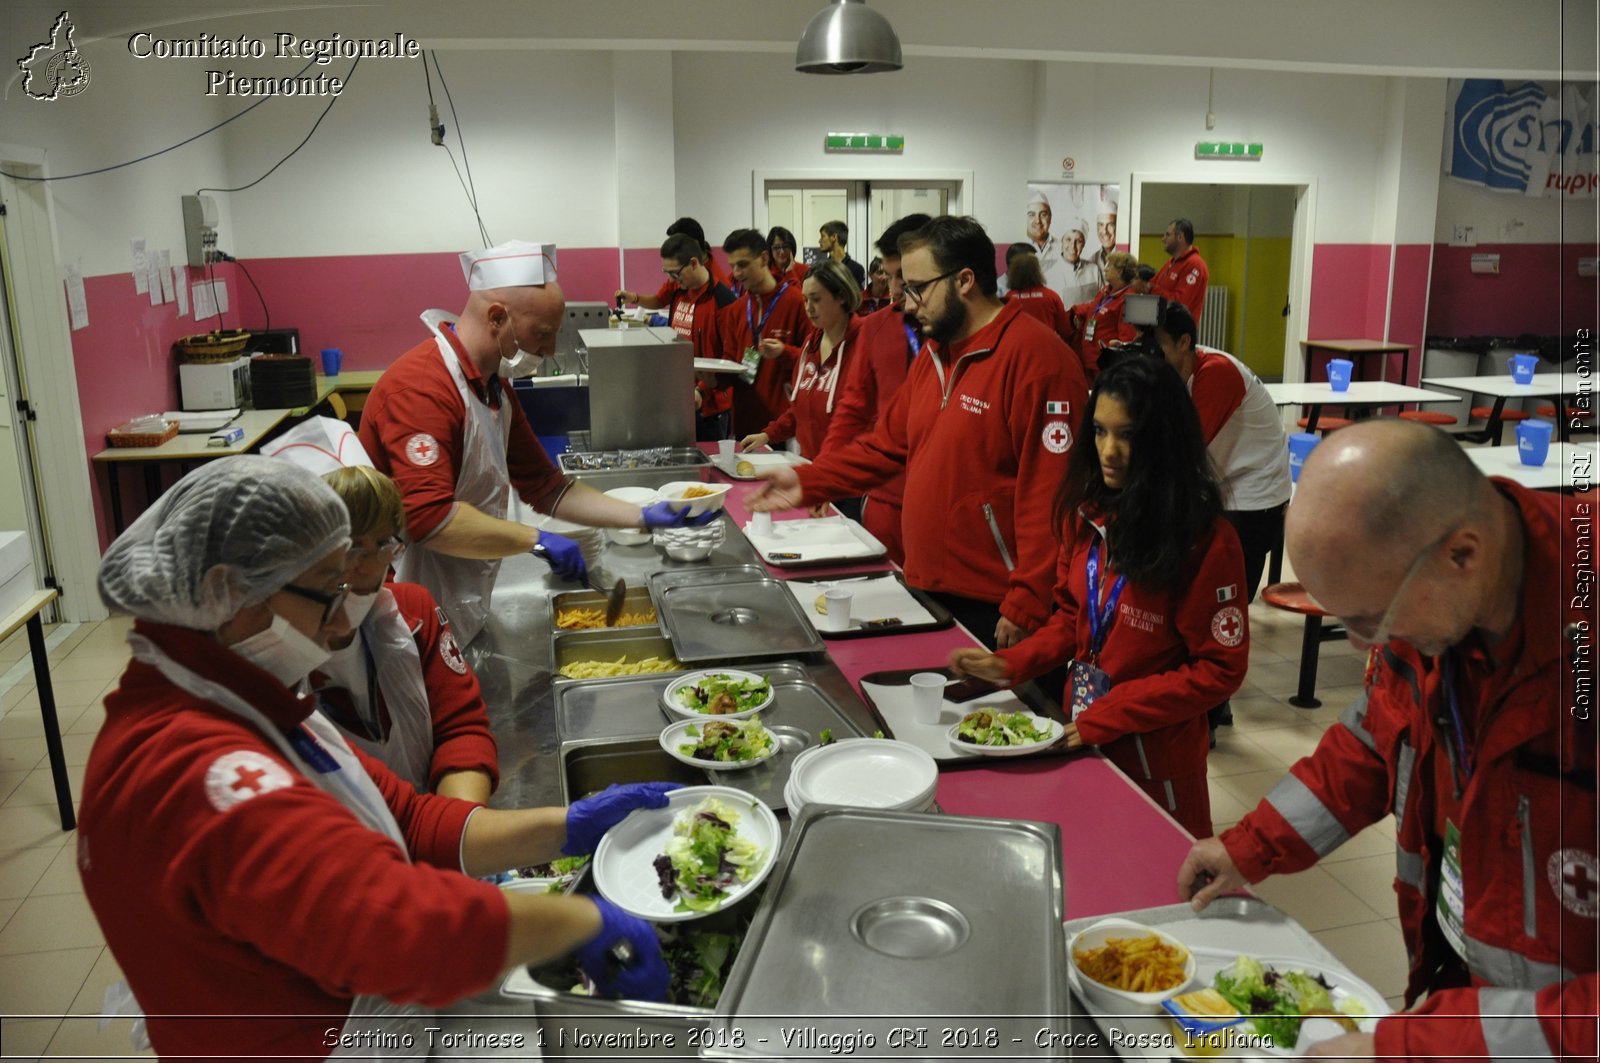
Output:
[{"xmin": 81, "ymin": 456, "xmax": 671, "ymax": 1058}]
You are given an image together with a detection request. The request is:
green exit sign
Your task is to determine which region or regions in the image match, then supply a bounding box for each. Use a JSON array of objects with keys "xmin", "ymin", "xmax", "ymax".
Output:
[
  {"xmin": 825, "ymin": 132, "xmax": 905, "ymax": 153},
  {"xmin": 1196, "ymin": 141, "xmax": 1264, "ymax": 160}
]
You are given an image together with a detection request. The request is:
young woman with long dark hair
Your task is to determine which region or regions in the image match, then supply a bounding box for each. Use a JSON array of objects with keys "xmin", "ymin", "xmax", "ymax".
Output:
[{"xmin": 949, "ymin": 355, "xmax": 1248, "ymax": 836}]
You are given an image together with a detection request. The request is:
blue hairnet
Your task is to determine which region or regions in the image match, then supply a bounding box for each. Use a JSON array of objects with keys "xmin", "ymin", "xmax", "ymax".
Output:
[{"xmin": 98, "ymin": 455, "xmax": 351, "ymax": 630}]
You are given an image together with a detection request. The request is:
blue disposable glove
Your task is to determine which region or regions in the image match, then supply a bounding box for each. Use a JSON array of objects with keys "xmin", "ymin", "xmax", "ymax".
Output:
[
  {"xmin": 575, "ymin": 897, "xmax": 670, "ymax": 1002},
  {"xmin": 640, "ymin": 500, "xmax": 719, "ymax": 529},
  {"xmin": 563, "ymin": 781, "xmax": 680, "ymax": 855},
  {"xmin": 531, "ymin": 531, "xmax": 586, "ymax": 581}
]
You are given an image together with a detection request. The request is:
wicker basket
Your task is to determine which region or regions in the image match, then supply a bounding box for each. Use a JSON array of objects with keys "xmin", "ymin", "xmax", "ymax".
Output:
[
  {"xmin": 107, "ymin": 421, "xmax": 180, "ymax": 448},
  {"xmin": 175, "ymin": 330, "xmax": 252, "ymax": 363}
]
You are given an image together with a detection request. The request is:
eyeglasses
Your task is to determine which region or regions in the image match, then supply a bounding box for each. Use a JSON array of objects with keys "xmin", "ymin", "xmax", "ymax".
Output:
[
  {"xmin": 1330, "ymin": 523, "xmax": 1458, "ymax": 647},
  {"xmin": 280, "ymin": 581, "xmax": 352, "ymax": 627},
  {"xmin": 902, "ymin": 268, "xmax": 962, "ymax": 304},
  {"xmin": 662, "ymin": 264, "xmax": 686, "ymax": 281},
  {"xmin": 349, "ymin": 537, "xmax": 405, "ymax": 565}
]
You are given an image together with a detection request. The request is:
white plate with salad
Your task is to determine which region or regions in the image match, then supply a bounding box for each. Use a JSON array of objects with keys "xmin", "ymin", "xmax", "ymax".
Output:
[
  {"xmin": 1204, "ymin": 952, "xmax": 1386, "ymax": 1055},
  {"xmin": 659, "ymin": 717, "xmax": 779, "ymax": 770},
  {"xmin": 593, "ymin": 786, "xmax": 779, "ymax": 922},
  {"xmin": 946, "ymin": 708, "xmax": 1064, "ymax": 756},
  {"xmin": 661, "ymin": 670, "xmax": 774, "ymax": 720}
]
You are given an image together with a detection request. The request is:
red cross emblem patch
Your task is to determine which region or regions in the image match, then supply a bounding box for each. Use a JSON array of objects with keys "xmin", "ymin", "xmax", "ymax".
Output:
[
  {"xmin": 405, "ymin": 433, "xmax": 440, "ymax": 467},
  {"xmin": 1211, "ymin": 605, "xmax": 1245, "ymax": 648},
  {"xmin": 439, "ymin": 628, "xmax": 468, "ymax": 675},
  {"xmin": 204, "ymin": 751, "xmax": 293, "ymax": 813},
  {"xmin": 1548, "ymin": 848, "xmax": 1599, "ymax": 918},
  {"xmin": 1042, "ymin": 419, "xmax": 1073, "ymax": 454}
]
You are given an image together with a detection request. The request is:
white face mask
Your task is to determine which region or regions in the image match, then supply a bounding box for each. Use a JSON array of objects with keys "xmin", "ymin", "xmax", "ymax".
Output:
[
  {"xmin": 496, "ymin": 318, "xmax": 546, "ymax": 379},
  {"xmin": 341, "ymin": 590, "xmax": 380, "ymax": 628},
  {"xmin": 230, "ymin": 612, "xmax": 333, "ymax": 687}
]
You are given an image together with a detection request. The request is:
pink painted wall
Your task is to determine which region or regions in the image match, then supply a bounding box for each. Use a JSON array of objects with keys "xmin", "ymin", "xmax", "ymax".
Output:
[
  {"xmin": 1427, "ymin": 243, "xmax": 1594, "ymax": 338},
  {"xmin": 1303, "ymin": 244, "xmax": 1393, "ymax": 383}
]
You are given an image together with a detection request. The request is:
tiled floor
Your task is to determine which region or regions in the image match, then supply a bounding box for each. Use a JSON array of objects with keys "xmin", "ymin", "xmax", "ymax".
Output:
[{"xmin": 0, "ymin": 591, "xmax": 1412, "ymax": 1058}]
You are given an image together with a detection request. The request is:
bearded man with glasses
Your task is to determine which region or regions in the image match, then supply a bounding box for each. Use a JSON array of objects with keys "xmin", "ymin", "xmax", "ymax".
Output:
[
  {"xmin": 1178, "ymin": 418, "xmax": 1596, "ymax": 1062},
  {"xmin": 748, "ymin": 215, "xmax": 1090, "ymax": 651}
]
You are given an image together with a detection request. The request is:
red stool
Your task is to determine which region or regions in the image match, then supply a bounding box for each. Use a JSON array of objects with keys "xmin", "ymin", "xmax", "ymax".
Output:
[
  {"xmin": 1261, "ymin": 582, "xmax": 1347, "ymax": 709},
  {"xmin": 1537, "ymin": 404, "xmax": 1593, "ymax": 421},
  {"xmin": 1398, "ymin": 410, "xmax": 1458, "ymax": 426},
  {"xmin": 1297, "ymin": 416, "xmax": 1353, "ymax": 434},
  {"xmin": 1471, "ymin": 406, "xmax": 1530, "ymax": 423}
]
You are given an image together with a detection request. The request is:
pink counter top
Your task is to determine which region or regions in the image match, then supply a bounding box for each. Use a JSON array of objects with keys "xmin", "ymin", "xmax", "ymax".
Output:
[{"xmin": 709, "ymin": 450, "xmax": 1196, "ymax": 920}]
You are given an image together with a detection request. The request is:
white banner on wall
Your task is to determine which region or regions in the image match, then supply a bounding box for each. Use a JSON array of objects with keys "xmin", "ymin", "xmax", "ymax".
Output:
[
  {"xmin": 1445, "ymin": 78, "xmax": 1598, "ymax": 198},
  {"xmin": 1019, "ymin": 181, "xmax": 1120, "ymax": 307}
]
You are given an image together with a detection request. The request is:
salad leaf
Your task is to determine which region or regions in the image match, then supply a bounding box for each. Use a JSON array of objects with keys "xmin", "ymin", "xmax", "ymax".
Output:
[
  {"xmin": 1213, "ymin": 954, "xmax": 1348, "ymax": 1049},
  {"xmin": 676, "ymin": 673, "xmax": 772, "ymax": 715},
  {"xmin": 652, "ymin": 797, "xmax": 765, "ymax": 913},
  {"xmin": 955, "ymin": 708, "xmax": 1052, "ymax": 747},
  {"xmin": 678, "ymin": 718, "xmax": 775, "ymax": 763}
]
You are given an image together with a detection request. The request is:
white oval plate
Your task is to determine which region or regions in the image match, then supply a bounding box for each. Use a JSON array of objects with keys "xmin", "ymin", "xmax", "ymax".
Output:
[
  {"xmin": 661, "ymin": 669, "xmax": 774, "ymax": 720},
  {"xmin": 1223, "ymin": 954, "xmax": 1389, "ymax": 1054},
  {"xmin": 592, "ymin": 785, "xmax": 779, "ymax": 922},
  {"xmin": 946, "ymin": 711, "xmax": 1064, "ymax": 757},
  {"xmin": 659, "ymin": 717, "xmax": 780, "ymax": 771}
]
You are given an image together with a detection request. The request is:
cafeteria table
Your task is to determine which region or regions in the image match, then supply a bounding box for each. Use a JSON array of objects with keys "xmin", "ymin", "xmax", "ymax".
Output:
[
  {"xmin": 1, "ymin": 589, "xmax": 71, "ymax": 830},
  {"xmin": 1420, "ymin": 372, "xmax": 1572, "ymax": 445},
  {"xmin": 1299, "ymin": 338, "xmax": 1413, "ymax": 387},
  {"xmin": 1263, "ymin": 381, "xmax": 1458, "ymax": 432},
  {"xmin": 1465, "ymin": 440, "xmax": 1597, "ymax": 492}
]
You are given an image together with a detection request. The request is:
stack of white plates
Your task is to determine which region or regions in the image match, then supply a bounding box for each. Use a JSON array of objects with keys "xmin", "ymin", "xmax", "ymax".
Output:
[
  {"xmin": 602, "ymin": 486, "xmax": 659, "ymax": 546},
  {"xmin": 534, "ymin": 514, "xmax": 606, "ymax": 565},
  {"xmin": 784, "ymin": 739, "xmax": 938, "ymax": 816}
]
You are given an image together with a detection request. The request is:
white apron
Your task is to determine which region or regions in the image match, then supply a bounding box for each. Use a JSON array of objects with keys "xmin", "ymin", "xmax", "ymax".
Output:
[
  {"xmin": 314, "ymin": 587, "xmax": 437, "ymax": 793},
  {"xmin": 127, "ymin": 634, "xmax": 432, "ymax": 1059},
  {"xmin": 395, "ymin": 310, "xmax": 514, "ymax": 644}
]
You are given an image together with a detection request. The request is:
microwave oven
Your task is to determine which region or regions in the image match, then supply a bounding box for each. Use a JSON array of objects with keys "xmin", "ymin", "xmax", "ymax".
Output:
[{"xmin": 178, "ymin": 357, "xmax": 251, "ymax": 411}]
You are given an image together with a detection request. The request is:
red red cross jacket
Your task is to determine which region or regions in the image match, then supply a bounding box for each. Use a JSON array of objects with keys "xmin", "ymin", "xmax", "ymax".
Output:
[
  {"xmin": 79, "ymin": 621, "xmax": 508, "ymax": 1058},
  {"xmin": 998, "ymin": 511, "xmax": 1248, "ymax": 837},
  {"xmin": 1152, "ymin": 246, "xmax": 1209, "ymax": 324},
  {"xmin": 1220, "ymin": 481, "xmax": 1597, "ymax": 1061},
  {"xmin": 795, "ymin": 301, "xmax": 1088, "ymax": 631},
  {"xmin": 759, "ymin": 315, "xmax": 865, "ymax": 459},
  {"xmin": 718, "ymin": 280, "xmax": 810, "ymax": 437},
  {"xmin": 1070, "ymin": 284, "xmax": 1136, "ymax": 378}
]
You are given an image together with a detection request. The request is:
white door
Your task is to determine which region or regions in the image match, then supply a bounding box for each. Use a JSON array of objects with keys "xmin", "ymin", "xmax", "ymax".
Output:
[{"xmin": 762, "ymin": 177, "xmax": 963, "ymax": 270}]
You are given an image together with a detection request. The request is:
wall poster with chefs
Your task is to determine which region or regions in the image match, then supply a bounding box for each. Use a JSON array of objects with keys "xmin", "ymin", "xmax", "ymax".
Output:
[{"xmin": 1021, "ymin": 181, "xmax": 1121, "ymax": 308}]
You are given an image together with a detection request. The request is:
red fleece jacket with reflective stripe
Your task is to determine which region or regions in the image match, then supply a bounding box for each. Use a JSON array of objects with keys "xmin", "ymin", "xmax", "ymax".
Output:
[
  {"xmin": 795, "ymin": 301, "xmax": 1088, "ymax": 629},
  {"xmin": 79, "ymin": 621, "xmax": 508, "ymax": 1059},
  {"xmin": 1219, "ymin": 482, "xmax": 1596, "ymax": 1062}
]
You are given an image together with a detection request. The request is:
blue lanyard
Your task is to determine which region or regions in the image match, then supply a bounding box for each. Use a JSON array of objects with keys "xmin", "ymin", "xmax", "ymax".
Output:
[
  {"xmin": 903, "ymin": 320, "xmax": 921, "ymax": 363},
  {"xmin": 746, "ymin": 281, "xmax": 790, "ymax": 341},
  {"xmin": 1439, "ymin": 651, "xmax": 1473, "ymax": 786},
  {"xmin": 1085, "ymin": 541, "xmax": 1127, "ymax": 658},
  {"xmin": 287, "ymin": 724, "xmax": 341, "ymax": 774},
  {"xmin": 1092, "ymin": 287, "xmax": 1122, "ymax": 318}
]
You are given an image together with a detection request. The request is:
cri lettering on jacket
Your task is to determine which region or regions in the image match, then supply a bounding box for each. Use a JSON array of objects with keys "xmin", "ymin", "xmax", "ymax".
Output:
[
  {"xmin": 1119, "ymin": 603, "xmax": 1164, "ymax": 633},
  {"xmin": 959, "ymin": 394, "xmax": 991, "ymax": 416},
  {"xmin": 795, "ymin": 360, "xmax": 840, "ymax": 394}
]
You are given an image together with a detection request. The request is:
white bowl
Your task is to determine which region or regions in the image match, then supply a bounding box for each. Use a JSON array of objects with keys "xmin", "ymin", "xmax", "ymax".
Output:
[
  {"xmin": 1066, "ymin": 917, "xmax": 1198, "ymax": 1013},
  {"xmin": 661, "ymin": 669, "xmax": 775, "ymax": 720},
  {"xmin": 654, "ymin": 522, "xmax": 725, "ymax": 562},
  {"xmin": 657, "ymin": 480, "xmax": 733, "ymax": 518},
  {"xmin": 604, "ymin": 486, "xmax": 659, "ymax": 546}
]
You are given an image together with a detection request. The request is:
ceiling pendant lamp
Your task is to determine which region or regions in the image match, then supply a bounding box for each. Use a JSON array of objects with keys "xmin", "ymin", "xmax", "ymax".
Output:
[{"xmin": 794, "ymin": 0, "xmax": 903, "ymax": 75}]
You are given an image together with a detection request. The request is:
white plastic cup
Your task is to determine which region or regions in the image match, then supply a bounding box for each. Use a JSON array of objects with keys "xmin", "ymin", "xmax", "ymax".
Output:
[
  {"xmin": 749, "ymin": 510, "xmax": 774, "ymax": 536},
  {"xmin": 822, "ymin": 588, "xmax": 853, "ymax": 632},
  {"xmin": 910, "ymin": 672, "xmax": 946, "ymax": 725},
  {"xmin": 717, "ymin": 439, "xmax": 736, "ymax": 459}
]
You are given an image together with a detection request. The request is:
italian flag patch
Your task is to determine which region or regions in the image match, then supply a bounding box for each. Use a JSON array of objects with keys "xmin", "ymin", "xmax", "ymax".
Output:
[{"xmin": 1045, "ymin": 400, "xmax": 1071, "ymax": 415}]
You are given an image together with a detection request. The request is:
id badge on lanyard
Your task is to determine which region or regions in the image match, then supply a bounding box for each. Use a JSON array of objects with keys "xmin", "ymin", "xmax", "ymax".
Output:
[
  {"xmin": 1436, "ymin": 818, "xmax": 1470, "ymax": 962},
  {"xmin": 1083, "ymin": 319, "xmax": 1097, "ymax": 343},
  {"xmin": 1069, "ymin": 544, "xmax": 1125, "ymax": 720},
  {"xmin": 741, "ymin": 283, "xmax": 789, "ymax": 382}
]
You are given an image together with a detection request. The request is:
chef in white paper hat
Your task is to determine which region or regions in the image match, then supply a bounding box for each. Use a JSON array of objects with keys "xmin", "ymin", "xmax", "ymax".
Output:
[
  {"xmin": 1093, "ymin": 195, "xmax": 1119, "ymax": 269},
  {"xmin": 265, "ymin": 417, "xmax": 499, "ymax": 801},
  {"xmin": 357, "ymin": 240, "xmax": 713, "ymax": 643}
]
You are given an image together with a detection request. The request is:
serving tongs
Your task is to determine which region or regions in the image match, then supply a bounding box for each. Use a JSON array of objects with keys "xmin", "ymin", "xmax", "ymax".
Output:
[{"xmin": 589, "ymin": 572, "xmax": 628, "ymax": 627}]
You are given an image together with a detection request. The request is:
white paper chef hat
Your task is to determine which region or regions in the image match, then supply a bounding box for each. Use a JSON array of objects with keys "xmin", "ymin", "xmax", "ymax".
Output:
[
  {"xmin": 1096, "ymin": 196, "xmax": 1119, "ymax": 217},
  {"xmin": 460, "ymin": 240, "xmax": 559, "ymax": 290},
  {"xmin": 262, "ymin": 416, "xmax": 372, "ymax": 478},
  {"xmin": 1027, "ymin": 189, "xmax": 1051, "ymax": 209}
]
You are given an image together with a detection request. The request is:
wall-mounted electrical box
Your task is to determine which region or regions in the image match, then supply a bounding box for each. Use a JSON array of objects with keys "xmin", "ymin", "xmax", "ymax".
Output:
[
  {"xmin": 1470, "ymin": 253, "xmax": 1501, "ymax": 275},
  {"xmin": 1579, "ymin": 258, "xmax": 1598, "ymax": 278},
  {"xmin": 182, "ymin": 194, "xmax": 218, "ymax": 267}
]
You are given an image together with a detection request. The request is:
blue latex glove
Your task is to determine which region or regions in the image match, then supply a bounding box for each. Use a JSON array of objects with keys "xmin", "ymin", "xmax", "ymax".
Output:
[
  {"xmin": 575, "ymin": 898, "xmax": 670, "ymax": 1002},
  {"xmin": 563, "ymin": 781, "xmax": 680, "ymax": 855},
  {"xmin": 531, "ymin": 531, "xmax": 586, "ymax": 581},
  {"xmin": 640, "ymin": 500, "xmax": 719, "ymax": 529}
]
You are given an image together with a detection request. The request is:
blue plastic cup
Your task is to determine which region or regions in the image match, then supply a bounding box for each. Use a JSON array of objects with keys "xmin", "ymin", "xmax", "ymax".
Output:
[
  {"xmin": 1509, "ymin": 353, "xmax": 1538, "ymax": 385},
  {"xmin": 1516, "ymin": 420, "xmax": 1553, "ymax": 466},
  {"xmin": 1287, "ymin": 431, "xmax": 1320, "ymax": 482},
  {"xmin": 320, "ymin": 347, "xmax": 343, "ymax": 376},
  {"xmin": 1326, "ymin": 358, "xmax": 1354, "ymax": 392}
]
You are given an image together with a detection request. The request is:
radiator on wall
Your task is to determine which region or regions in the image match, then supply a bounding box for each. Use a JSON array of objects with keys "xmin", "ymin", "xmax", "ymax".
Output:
[{"xmin": 1199, "ymin": 286, "xmax": 1228, "ymax": 350}]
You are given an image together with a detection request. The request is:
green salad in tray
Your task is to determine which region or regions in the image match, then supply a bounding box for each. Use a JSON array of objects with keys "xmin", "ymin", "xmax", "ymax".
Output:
[
  {"xmin": 1214, "ymin": 954, "xmax": 1369, "ymax": 1048},
  {"xmin": 675, "ymin": 673, "xmax": 772, "ymax": 715},
  {"xmin": 652, "ymin": 797, "xmax": 765, "ymax": 913},
  {"xmin": 678, "ymin": 718, "xmax": 775, "ymax": 763},
  {"xmin": 954, "ymin": 707, "xmax": 1053, "ymax": 747}
]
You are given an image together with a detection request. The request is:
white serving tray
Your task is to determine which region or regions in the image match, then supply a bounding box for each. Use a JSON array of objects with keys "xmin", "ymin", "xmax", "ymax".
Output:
[
  {"xmin": 742, "ymin": 515, "xmax": 886, "ymax": 567},
  {"xmin": 858, "ymin": 678, "xmax": 1034, "ymax": 762},
  {"xmin": 782, "ymin": 572, "xmax": 941, "ymax": 634},
  {"xmin": 709, "ymin": 450, "xmax": 810, "ymax": 479}
]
